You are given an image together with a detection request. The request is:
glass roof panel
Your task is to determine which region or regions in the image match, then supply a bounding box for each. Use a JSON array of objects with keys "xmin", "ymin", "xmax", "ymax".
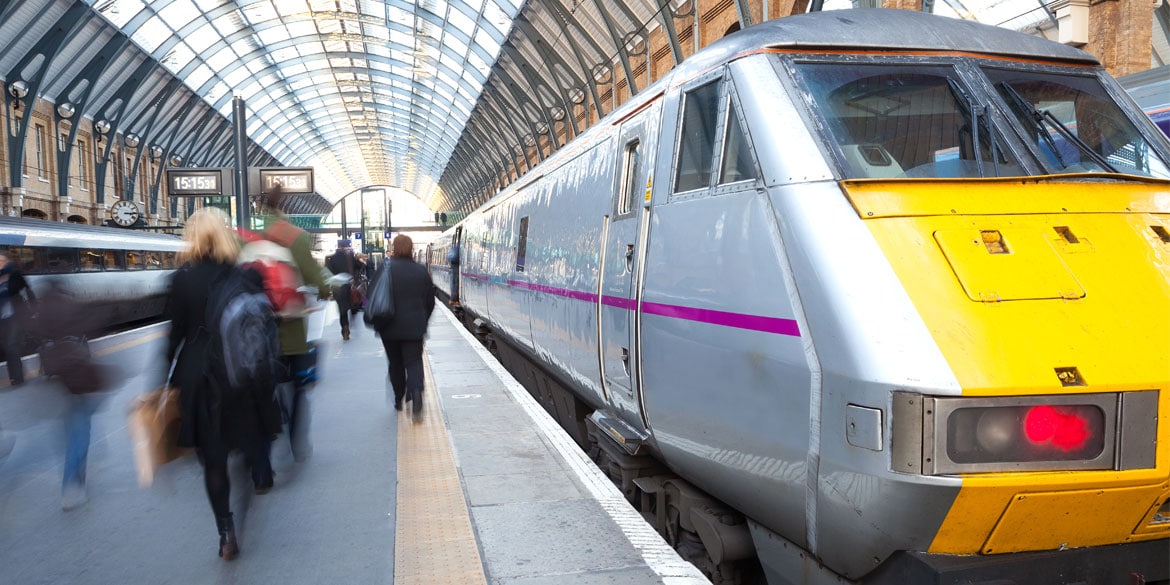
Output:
[{"xmin": 87, "ymin": 0, "xmax": 522, "ymax": 205}]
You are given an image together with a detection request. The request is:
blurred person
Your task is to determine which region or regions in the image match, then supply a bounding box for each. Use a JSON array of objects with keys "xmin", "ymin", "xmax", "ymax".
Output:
[
  {"xmin": 326, "ymin": 241, "xmax": 355, "ymax": 340},
  {"xmin": 0, "ymin": 250, "xmax": 36, "ymax": 386},
  {"xmin": 255, "ymin": 186, "xmax": 331, "ymax": 461},
  {"xmin": 373, "ymin": 235, "xmax": 435, "ymax": 415},
  {"xmin": 352, "ymin": 252, "xmax": 370, "ymax": 314},
  {"xmin": 164, "ymin": 208, "xmax": 281, "ymax": 560},
  {"xmin": 36, "ymin": 280, "xmax": 107, "ymax": 510}
]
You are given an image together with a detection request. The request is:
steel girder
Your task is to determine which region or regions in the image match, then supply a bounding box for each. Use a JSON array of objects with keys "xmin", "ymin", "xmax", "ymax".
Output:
[
  {"xmin": 122, "ymin": 79, "xmax": 181, "ymax": 209},
  {"xmin": 88, "ymin": 59, "xmax": 156, "ymax": 203},
  {"xmin": 4, "ymin": 2, "xmax": 92, "ymax": 190},
  {"xmin": 51, "ymin": 34, "xmax": 131, "ymax": 202}
]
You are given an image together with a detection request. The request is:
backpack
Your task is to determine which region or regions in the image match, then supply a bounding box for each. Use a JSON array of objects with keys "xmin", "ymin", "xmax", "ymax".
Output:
[
  {"xmin": 205, "ymin": 268, "xmax": 279, "ymax": 396},
  {"xmin": 239, "ymin": 235, "xmax": 305, "ymax": 315}
]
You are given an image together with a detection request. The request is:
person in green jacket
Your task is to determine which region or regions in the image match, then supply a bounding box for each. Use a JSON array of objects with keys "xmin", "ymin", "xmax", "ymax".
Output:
[{"xmin": 253, "ymin": 185, "xmax": 330, "ymax": 462}]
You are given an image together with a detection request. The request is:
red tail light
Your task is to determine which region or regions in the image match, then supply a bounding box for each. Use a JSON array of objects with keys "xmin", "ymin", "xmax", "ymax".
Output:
[
  {"xmin": 946, "ymin": 404, "xmax": 1105, "ymax": 465},
  {"xmin": 1023, "ymin": 405, "xmax": 1091, "ymax": 451}
]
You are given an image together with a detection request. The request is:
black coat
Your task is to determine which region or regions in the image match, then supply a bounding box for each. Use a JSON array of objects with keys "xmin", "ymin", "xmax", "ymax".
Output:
[
  {"xmin": 165, "ymin": 261, "xmax": 282, "ymax": 450},
  {"xmin": 375, "ymin": 257, "xmax": 435, "ymax": 341}
]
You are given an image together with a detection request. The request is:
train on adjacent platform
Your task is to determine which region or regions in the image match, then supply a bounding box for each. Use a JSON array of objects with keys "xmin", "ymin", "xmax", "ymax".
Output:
[
  {"xmin": 427, "ymin": 9, "xmax": 1170, "ymax": 585},
  {"xmin": 0, "ymin": 217, "xmax": 184, "ymax": 331}
]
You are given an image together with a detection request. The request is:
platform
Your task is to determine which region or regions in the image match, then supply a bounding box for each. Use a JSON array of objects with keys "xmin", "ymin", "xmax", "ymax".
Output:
[{"xmin": 0, "ymin": 304, "xmax": 709, "ymax": 584}]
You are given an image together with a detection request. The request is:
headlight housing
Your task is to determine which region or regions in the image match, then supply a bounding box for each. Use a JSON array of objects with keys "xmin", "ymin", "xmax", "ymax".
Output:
[{"xmin": 892, "ymin": 391, "xmax": 1158, "ymax": 475}]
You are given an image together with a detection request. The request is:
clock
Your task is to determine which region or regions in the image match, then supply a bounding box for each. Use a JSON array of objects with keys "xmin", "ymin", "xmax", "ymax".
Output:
[{"xmin": 110, "ymin": 199, "xmax": 141, "ymax": 227}]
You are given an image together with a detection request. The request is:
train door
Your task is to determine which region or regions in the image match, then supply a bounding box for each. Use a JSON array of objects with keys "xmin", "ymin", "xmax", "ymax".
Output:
[
  {"xmin": 597, "ymin": 107, "xmax": 657, "ymax": 429},
  {"xmin": 450, "ymin": 226, "xmax": 462, "ymax": 303}
]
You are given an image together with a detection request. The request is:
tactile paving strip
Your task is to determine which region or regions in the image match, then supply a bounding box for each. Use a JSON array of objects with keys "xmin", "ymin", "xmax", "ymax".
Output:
[{"xmin": 394, "ymin": 357, "xmax": 488, "ymax": 585}]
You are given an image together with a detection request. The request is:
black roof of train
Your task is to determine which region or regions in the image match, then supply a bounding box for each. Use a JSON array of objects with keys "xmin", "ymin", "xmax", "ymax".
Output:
[{"xmin": 673, "ymin": 9, "xmax": 1097, "ymax": 81}]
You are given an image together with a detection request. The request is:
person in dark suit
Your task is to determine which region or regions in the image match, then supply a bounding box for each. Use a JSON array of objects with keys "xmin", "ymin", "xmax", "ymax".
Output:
[
  {"xmin": 374, "ymin": 234, "xmax": 435, "ymax": 416},
  {"xmin": 163, "ymin": 208, "xmax": 281, "ymax": 561},
  {"xmin": 0, "ymin": 251, "xmax": 35, "ymax": 386},
  {"xmin": 326, "ymin": 242, "xmax": 355, "ymax": 340}
]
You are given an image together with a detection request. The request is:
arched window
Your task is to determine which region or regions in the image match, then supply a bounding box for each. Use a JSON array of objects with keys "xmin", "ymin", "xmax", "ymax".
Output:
[
  {"xmin": 21, "ymin": 209, "xmax": 47, "ymax": 220},
  {"xmin": 67, "ymin": 215, "xmax": 87, "ymax": 224},
  {"xmin": 724, "ymin": 22, "xmax": 740, "ymax": 37}
]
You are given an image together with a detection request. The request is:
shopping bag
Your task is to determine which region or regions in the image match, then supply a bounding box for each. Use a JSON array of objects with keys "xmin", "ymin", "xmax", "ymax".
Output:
[{"xmin": 127, "ymin": 386, "xmax": 191, "ymax": 487}]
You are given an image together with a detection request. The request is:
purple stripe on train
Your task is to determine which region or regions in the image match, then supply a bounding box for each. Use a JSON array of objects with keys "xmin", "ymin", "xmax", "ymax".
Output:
[{"xmin": 460, "ymin": 272, "xmax": 800, "ymax": 337}]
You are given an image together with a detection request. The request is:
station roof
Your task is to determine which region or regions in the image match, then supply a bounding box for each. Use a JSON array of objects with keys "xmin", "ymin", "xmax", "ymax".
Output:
[{"xmin": 0, "ymin": 1, "xmax": 1153, "ymax": 215}]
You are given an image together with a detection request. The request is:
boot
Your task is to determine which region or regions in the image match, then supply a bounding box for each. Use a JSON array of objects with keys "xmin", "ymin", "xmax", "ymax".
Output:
[
  {"xmin": 342, "ymin": 326, "xmax": 350, "ymax": 341},
  {"xmin": 216, "ymin": 515, "xmax": 239, "ymax": 561}
]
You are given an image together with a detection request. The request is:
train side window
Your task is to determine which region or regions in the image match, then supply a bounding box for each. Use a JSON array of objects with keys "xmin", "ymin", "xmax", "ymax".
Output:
[
  {"xmin": 46, "ymin": 248, "xmax": 78, "ymax": 273},
  {"xmin": 161, "ymin": 252, "xmax": 176, "ymax": 269},
  {"xmin": 145, "ymin": 252, "xmax": 162, "ymax": 270},
  {"xmin": 126, "ymin": 251, "xmax": 145, "ymax": 271},
  {"xmin": 78, "ymin": 249, "xmax": 103, "ymax": 272},
  {"xmin": 674, "ymin": 80, "xmax": 721, "ymax": 192},
  {"xmin": 104, "ymin": 250, "xmax": 125, "ymax": 271},
  {"xmin": 719, "ymin": 102, "xmax": 758, "ymax": 184},
  {"xmin": 2, "ymin": 247, "xmax": 37, "ymax": 273},
  {"xmin": 515, "ymin": 216, "xmax": 529, "ymax": 273},
  {"xmin": 617, "ymin": 139, "xmax": 640, "ymax": 215}
]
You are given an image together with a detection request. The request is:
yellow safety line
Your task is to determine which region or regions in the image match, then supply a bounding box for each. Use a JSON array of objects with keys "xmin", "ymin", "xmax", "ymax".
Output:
[
  {"xmin": 93, "ymin": 331, "xmax": 166, "ymax": 357},
  {"xmin": 393, "ymin": 355, "xmax": 487, "ymax": 585}
]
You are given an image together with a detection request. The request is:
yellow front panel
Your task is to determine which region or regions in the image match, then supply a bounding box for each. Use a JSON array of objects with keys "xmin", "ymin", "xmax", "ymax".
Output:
[{"xmin": 845, "ymin": 179, "xmax": 1170, "ymax": 554}]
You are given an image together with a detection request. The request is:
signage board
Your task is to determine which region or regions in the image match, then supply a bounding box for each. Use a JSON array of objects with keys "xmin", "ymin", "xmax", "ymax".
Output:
[
  {"xmin": 166, "ymin": 168, "xmax": 229, "ymax": 196},
  {"xmin": 258, "ymin": 167, "xmax": 313, "ymax": 194}
]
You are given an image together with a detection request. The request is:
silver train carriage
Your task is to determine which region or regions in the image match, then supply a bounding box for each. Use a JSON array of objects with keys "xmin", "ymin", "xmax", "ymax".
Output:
[
  {"xmin": 0, "ymin": 217, "xmax": 184, "ymax": 330},
  {"xmin": 428, "ymin": 9, "xmax": 1170, "ymax": 585}
]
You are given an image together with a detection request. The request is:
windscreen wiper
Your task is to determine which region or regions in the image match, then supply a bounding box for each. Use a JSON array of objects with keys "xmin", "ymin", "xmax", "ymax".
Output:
[
  {"xmin": 997, "ymin": 82, "xmax": 1118, "ymax": 174},
  {"xmin": 946, "ymin": 77, "xmax": 1003, "ymax": 177}
]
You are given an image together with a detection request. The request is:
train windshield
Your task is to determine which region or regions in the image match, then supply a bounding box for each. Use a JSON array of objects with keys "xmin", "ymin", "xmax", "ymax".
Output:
[
  {"xmin": 982, "ymin": 68, "xmax": 1170, "ymax": 179},
  {"xmin": 795, "ymin": 63, "xmax": 1023, "ymax": 179}
]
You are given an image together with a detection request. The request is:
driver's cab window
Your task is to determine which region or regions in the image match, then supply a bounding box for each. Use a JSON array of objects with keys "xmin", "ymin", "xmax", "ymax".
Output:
[
  {"xmin": 985, "ymin": 68, "xmax": 1170, "ymax": 178},
  {"xmin": 795, "ymin": 62, "xmax": 1020, "ymax": 179}
]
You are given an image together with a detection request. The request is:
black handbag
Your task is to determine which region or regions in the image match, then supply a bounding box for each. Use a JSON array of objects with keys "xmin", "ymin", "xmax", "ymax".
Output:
[
  {"xmin": 39, "ymin": 336, "xmax": 90, "ymax": 378},
  {"xmin": 363, "ymin": 263, "xmax": 395, "ymax": 328}
]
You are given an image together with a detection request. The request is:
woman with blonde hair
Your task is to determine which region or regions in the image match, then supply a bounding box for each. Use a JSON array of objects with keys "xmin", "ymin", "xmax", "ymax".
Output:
[{"xmin": 163, "ymin": 208, "xmax": 280, "ymax": 560}]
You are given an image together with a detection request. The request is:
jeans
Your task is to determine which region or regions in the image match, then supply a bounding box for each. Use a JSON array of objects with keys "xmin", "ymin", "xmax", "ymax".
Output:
[
  {"xmin": 379, "ymin": 337, "xmax": 424, "ymax": 405},
  {"xmin": 63, "ymin": 394, "xmax": 99, "ymax": 490},
  {"xmin": 0, "ymin": 316, "xmax": 24, "ymax": 384}
]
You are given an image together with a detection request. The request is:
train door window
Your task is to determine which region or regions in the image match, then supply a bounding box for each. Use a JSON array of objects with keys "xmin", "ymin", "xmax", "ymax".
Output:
[
  {"xmin": 45, "ymin": 248, "xmax": 77, "ymax": 273},
  {"xmin": 719, "ymin": 99, "xmax": 758, "ymax": 184},
  {"xmin": 617, "ymin": 139, "xmax": 640, "ymax": 216},
  {"xmin": 674, "ymin": 80, "xmax": 721, "ymax": 192},
  {"xmin": 78, "ymin": 249, "xmax": 103, "ymax": 272},
  {"xmin": 515, "ymin": 216, "xmax": 529, "ymax": 273},
  {"xmin": 103, "ymin": 250, "xmax": 125, "ymax": 271},
  {"xmin": 125, "ymin": 251, "xmax": 145, "ymax": 271}
]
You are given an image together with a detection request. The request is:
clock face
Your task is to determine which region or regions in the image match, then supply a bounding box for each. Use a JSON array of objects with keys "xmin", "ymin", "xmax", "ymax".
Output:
[{"xmin": 111, "ymin": 200, "xmax": 141, "ymax": 227}]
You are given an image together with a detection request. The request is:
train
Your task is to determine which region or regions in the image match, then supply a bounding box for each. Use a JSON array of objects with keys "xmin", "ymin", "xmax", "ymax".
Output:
[
  {"xmin": 0, "ymin": 217, "xmax": 184, "ymax": 331},
  {"xmin": 426, "ymin": 9, "xmax": 1170, "ymax": 585},
  {"xmin": 1121, "ymin": 65, "xmax": 1170, "ymax": 137}
]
